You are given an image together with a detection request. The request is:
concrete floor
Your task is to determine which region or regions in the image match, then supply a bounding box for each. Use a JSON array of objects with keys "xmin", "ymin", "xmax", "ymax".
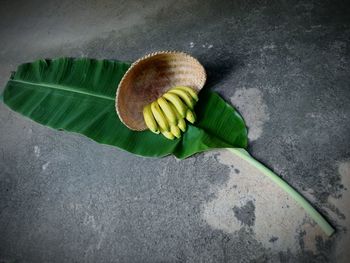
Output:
[{"xmin": 0, "ymin": 0, "xmax": 349, "ymax": 262}]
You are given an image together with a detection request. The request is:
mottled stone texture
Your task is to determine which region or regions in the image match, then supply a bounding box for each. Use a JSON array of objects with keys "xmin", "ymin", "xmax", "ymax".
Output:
[{"xmin": 0, "ymin": 0, "xmax": 349, "ymax": 262}]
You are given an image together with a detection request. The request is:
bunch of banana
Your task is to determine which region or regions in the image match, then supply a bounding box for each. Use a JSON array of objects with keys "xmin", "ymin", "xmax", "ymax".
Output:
[{"xmin": 142, "ymin": 86, "xmax": 199, "ymax": 140}]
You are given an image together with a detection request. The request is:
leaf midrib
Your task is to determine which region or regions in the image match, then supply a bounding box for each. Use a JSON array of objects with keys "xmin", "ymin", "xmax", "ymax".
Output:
[{"xmin": 10, "ymin": 79, "xmax": 115, "ymax": 101}]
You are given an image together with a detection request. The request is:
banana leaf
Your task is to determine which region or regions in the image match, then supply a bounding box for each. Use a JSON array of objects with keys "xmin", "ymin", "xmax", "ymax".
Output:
[
  {"xmin": 1, "ymin": 57, "xmax": 335, "ymax": 236},
  {"xmin": 2, "ymin": 57, "xmax": 248, "ymax": 159}
]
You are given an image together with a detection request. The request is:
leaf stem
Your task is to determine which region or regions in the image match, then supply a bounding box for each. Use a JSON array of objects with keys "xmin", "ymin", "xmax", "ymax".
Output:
[{"xmin": 227, "ymin": 148, "xmax": 335, "ymax": 236}]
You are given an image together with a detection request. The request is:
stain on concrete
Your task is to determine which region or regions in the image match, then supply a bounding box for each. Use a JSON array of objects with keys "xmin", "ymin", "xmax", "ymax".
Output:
[
  {"xmin": 327, "ymin": 160, "xmax": 350, "ymax": 263},
  {"xmin": 230, "ymin": 88, "xmax": 270, "ymax": 141},
  {"xmin": 202, "ymin": 150, "xmax": 327, "ymax": 253},
  {"xmin": 33, "ymin": 145, "xmax": 40, "ymax": 157},
  {"xmin": 42, "ymin": 161, "xmax": 50, "ymax": 171},
  {"xmin": 269, "ymin": 236, "xmax": 279, "ymax": 243},
  {"xmin": 233, "ymin": 200, "xmax": 256, "ymax": 227}
]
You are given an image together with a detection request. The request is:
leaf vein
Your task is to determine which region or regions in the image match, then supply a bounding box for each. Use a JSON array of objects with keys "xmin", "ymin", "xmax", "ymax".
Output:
[{"xmin": 9, "ymin": 79, "xmax": 115, "ymax": 101}]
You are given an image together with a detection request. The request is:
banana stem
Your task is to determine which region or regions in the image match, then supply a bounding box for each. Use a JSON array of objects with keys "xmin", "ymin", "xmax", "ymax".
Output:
[{"xmin": 227, "ymin": 148, "xmax": 335, "ymax": 237}]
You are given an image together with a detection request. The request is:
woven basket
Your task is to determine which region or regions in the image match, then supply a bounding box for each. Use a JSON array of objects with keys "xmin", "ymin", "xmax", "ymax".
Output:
[{"xmin": 115, "ymin": 51, "xmax": 207, "ymax": 131}]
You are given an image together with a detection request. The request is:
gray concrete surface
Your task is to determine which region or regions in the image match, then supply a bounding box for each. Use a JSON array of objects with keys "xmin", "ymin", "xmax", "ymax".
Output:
[{"xmin": 0, "ymin": 0, "xmax": 350, "ymax": 262}]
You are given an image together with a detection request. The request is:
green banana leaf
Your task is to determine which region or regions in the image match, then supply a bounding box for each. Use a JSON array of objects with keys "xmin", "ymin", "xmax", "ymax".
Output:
[
  {"xmin": 1, "ymin": 57, "xmax": 336, "ymax": 237},
  {"xmin": 2, "ymin": 57, "xmax": 247, "ymax": 158}
]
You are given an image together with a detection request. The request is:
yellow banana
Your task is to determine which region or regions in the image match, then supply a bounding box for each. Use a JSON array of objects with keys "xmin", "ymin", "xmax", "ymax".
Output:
[
  {"xmin": 168, "ymin": 89, "xmax": 195, "ymax": 109},
  {"xmin": 170, "ymin": 125, "xmax": 181, "ymax": 138},
  {"xmin": 185, "ymin": 109, "xmax": 196, "ymax": 124},
  {"xmin": 151, "ymin": 101, "xmax": 169, "ymax": 131},
  {"xmin": 163, "ymin": 92, "xmax": 187, "ymax": 117},
  {"xmin": 169, "ymin": 104, "xmax": 187, "ymax": 132},
  {"xmin": 157, "ymin": 97, "xmax": 177, "ymax": 125},
  {"xmin": 172, "ymin": 86, "xmax": 198, "ymax": 102},
  {"xmin": 143, "ymin": 104, "xmax": 160, "ymax": 134},
  {"xmin": 178, "ymin": 119, "xmax": 187, "ymax": 132},
  {"xmin": 160, "ymin": 127, "xmax": 175, "ymax": 140}
]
